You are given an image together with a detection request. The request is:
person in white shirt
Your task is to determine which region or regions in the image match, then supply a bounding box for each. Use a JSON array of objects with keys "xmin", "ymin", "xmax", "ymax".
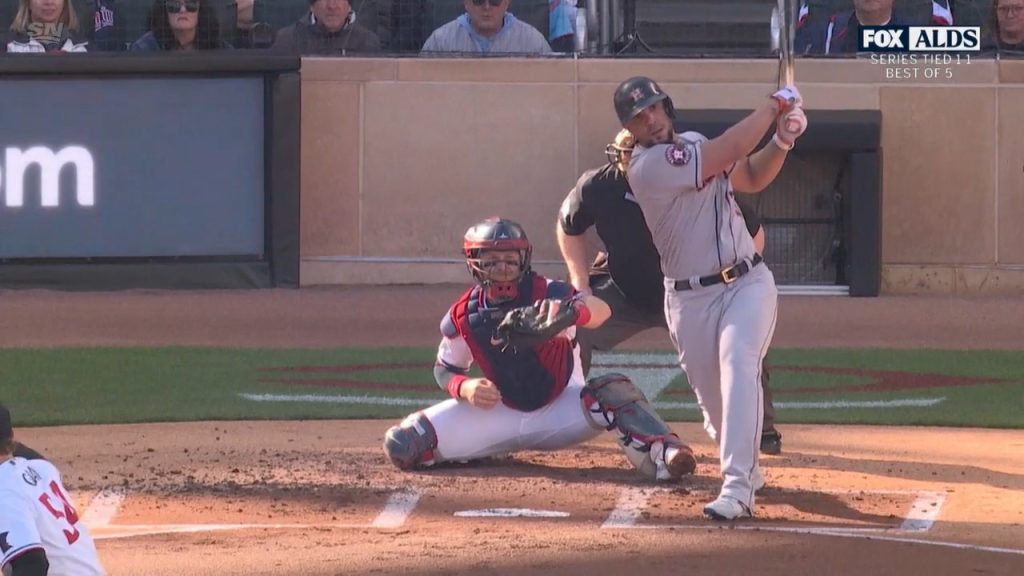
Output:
[{"xmin": 0, "ymin": 403, "xmax": 105, "ymax": 576}]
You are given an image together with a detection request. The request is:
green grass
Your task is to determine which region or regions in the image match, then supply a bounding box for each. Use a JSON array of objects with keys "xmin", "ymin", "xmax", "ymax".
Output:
[{"xmin": 0, "ymin": 347, "xmax": 1021, "ymax": 428}]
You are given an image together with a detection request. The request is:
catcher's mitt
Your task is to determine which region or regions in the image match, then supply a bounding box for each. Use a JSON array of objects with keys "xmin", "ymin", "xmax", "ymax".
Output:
[{"xmin": 493, "ymin": 297, "xmax": 580, "ymax": 350}]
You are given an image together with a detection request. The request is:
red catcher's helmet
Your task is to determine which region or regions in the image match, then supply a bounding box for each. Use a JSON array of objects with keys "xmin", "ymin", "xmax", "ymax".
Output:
[{"xmin": 463, "ymin": 217, "xmax": 532, "ymax": 302}]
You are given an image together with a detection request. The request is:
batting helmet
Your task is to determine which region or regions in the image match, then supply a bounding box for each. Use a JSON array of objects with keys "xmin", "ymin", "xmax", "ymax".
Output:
[
  {"xmin": 613, "ymin": 76, "xmax": 676, "ymax": 125},
  {"xmin": 463, "ymin": 217, "xmax": 532, "ymax": 302}
]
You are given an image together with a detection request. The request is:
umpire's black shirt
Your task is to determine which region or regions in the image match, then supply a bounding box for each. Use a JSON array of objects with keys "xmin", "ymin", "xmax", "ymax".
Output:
[{"xmin": 559, "ymin": 163, "xmax": 763, "ymax": 314}]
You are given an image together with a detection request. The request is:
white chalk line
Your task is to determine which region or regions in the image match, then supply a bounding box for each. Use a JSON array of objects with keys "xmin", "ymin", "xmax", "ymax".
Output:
[
  {"xmin": 81, "ymin": 488, "xmax": 124, "ymax": 528},
  {"xmin": 601, "ymin": 487, "xmax": 653, "ymax": 529},
  {"xmin": 899, "ymin": 491, "xmax": 947, "ymax": 532},
  {"xmin": 239, "ymin": 393, "xmax": 947, "ymax": 411},
  {"xmin": 371, "ymin": 489, "xmax": 422, "ymax": 528},
  {"xmin": 241, "ymin": 351, "xmax": 947, "ymax": 411}
]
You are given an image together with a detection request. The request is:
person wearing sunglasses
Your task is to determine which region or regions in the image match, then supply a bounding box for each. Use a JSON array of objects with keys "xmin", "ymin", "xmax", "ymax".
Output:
[
  {"xmin": 3, "ymin": 0, "xmax": 88, "ymax": 53},
  {"xmin": 273, "ymin": 0, "xmax": 380, "ymax": 55},
  {"xmin": 421, "ymin": 0, "xmax": 551, "ymax": 55},
  {"xmin": 129, "ymin": 0, "xmax": 231, "ymax": 51},
  {"xmin": 983, "ymin": 0, "xmax": 1024, "ymax": 53}
]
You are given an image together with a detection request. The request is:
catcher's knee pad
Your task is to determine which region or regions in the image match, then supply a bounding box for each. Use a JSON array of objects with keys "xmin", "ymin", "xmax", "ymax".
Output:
[
  {"xmin": 383, "ymin": 412, "xmax": 438, "ymax": 471},
  {"xmin": 581, "ymin": 373, "xmax": 694, "ymax": 481}
]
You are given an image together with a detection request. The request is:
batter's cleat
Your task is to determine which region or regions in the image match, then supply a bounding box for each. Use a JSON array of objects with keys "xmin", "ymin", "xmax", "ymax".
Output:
[
  {"xmin": 760, "ymin": 429, "xmax": 783, "ymax": 455},
  {"xmin": 703, "ymin": 496, "xmax": 752, "ymax": 521},
  {"xmin": 664, "ymin": 444, "xmax": 697, "ymax": 478}
]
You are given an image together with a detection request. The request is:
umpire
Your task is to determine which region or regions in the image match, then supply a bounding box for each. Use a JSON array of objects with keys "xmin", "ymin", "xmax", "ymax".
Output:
[{"xmin": 556, "ymin": 129, "xmax": 783, "ymax": 455}]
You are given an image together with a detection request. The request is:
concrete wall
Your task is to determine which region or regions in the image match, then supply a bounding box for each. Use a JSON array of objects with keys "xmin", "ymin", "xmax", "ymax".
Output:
[{"xmin": 298, "ymin": 57, "xmax": 1024, "ymax": 295}]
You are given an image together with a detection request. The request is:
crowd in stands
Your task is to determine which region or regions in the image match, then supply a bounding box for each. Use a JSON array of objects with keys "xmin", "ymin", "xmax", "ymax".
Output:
[
  {"xmin": 0, "ymin": 0, "xmax": 1019, "ymax": 56},
  {"xmin": 796, "ymin": 0, "xmax": 1022, "ymax": 55}
]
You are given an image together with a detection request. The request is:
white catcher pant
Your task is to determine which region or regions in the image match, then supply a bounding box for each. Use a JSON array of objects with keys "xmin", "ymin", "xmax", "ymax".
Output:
[
  {"xmin": 422, "ymin": 369, "xmax": 603, "ymax": 463},
  {"xmin": 664, "ymin": 264, "xmax": 778, "ymax": 510}
]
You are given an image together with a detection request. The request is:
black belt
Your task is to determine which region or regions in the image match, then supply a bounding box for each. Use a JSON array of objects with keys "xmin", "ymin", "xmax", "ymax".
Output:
[{"xmin": 673, "ymin": 254, "xmax": 764, "ymax": 291}]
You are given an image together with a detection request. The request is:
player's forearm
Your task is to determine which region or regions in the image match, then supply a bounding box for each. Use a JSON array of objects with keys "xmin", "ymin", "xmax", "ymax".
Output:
[
  {"xmin": 703, "ymin": 100, "xmax": 778, "ymax": 176},
  {"xmin": 741, "ymin": 140, "xmax": 789, "ymax": 193},
  {"xmin": 577, "ymin": 294, "xmax": 611, "ymax": 329},
  {"xmin": 434, "ymin": 362, "xmax": 469, "ymax": 399},
  {"xmin": 556, "ymin": 226, "xmax": 591, "ymax": 292}
]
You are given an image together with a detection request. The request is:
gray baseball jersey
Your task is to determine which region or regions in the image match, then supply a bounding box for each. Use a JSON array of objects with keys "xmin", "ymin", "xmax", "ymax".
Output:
[
  {"xmin": 626, "ymin": 132, "xmax": 757, "ymax": 283},
  {"xmin": 626, "ymin": 130, "xmax": 778, "ymax": 515}
]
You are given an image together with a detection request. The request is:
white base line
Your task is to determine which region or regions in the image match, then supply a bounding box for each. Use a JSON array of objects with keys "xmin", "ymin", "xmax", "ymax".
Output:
[
  {"xmin": 371, "ymin": 489, "xmax": 422, "ymax": 528},
  {"xmin": 602, "ymin": 487, "xmax": 651, "ymax": 528},
  {"xmin": 612, "ymin": 523, "xmax": 1024, "ymax": 556},
  {"xmin": 900, "ymin": 491, "xmax": 946, "ymax": 532},
  {"xmin": 81, "ymin": 489, "xmax": 124, "ymax": 529}
]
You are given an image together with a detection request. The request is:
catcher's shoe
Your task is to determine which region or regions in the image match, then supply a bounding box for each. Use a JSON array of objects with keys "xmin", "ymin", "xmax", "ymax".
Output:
[
  {"xmin": 703, "ymin": 495, "xmax": 752, "ymax": 521},
  {"xmin": 760, "ymin": 429, "xmax": 783, "ymax": 455}
]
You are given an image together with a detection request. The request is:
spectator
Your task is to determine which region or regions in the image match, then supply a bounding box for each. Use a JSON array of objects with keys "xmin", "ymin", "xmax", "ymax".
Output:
[
  {"xmin": 549, "ymin": 0, "xmax": 576, "ymax": 52},
  {"xmin": 421, "ymin": 0, "xmax": 551, "ymax": 55},
  {"xmin": 983, "ymin": 0, "xmax": 1024, "ymax": 53},
  {"xmin": 795, "ymin": 0, "xmax": 910, "ymax": 55},
  {"xmin": 273, "ymin": 0, "xmax": 380, "ymax": 55},
  {"xmin": 230, "ymin": 0, "xmax": 255, "ymax": 48},
  {"xmin": 4, "ymin": 0, "xmax": 88, "ymax": 53},
  {"xmin": 86, "ymin": 0, "xmax": 124, "ymax": 51},
  {"xmin": 130, "ymin": 0, "xmax": 232, "ymax": 51}
]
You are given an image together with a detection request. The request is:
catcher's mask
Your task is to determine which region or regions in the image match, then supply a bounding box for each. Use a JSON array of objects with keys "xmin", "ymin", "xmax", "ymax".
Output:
[
  {"xmin": 463, "ymin": 217, "xmax": 532, "ymax": 303},
  {"xmin": 613, "ymin": 76, "xmax": 676, "ymax": 126},
  {"xmin": 604, "ymin": 128, "xmax": 636, "ymax": 175}
]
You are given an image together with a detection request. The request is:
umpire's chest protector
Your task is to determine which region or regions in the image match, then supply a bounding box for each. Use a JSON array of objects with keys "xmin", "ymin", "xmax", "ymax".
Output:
[{"xmin": 451, "ymin": 275, "xmax": 575, "ymax": 412}]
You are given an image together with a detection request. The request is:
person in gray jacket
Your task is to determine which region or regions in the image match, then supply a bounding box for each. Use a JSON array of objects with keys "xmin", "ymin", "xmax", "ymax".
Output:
[
  {"xmin": 421, "ymin": 0, "xmax": 551, "ymax": 55},
  {"xmin": 273, "ymin": 0, "xmax": 381, "ymax": 56}
]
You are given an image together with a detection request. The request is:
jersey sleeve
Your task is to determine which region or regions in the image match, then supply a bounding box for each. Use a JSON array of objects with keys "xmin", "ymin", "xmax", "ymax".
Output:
[
  {"xmin": 438, "ymin": 309, "xmax": 472, "ymax": 372},
  {"xmin": 0, "ymin": 488, "xmax": 44, "ymax": 570},
  {"xmin": 558, "ymin": 173, "xmax": 596, "ymax": 236}
]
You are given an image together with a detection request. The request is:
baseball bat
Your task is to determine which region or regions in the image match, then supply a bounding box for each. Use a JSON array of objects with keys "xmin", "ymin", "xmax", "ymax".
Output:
[{"xmin": 774, "ymin": 0, "xmax": 801, "ymax": 134}]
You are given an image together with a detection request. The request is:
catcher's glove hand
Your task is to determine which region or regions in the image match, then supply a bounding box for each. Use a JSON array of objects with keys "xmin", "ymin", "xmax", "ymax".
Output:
[{"xmin": 493, "ymin": 297, "xmax": 581, "ymax": 351}]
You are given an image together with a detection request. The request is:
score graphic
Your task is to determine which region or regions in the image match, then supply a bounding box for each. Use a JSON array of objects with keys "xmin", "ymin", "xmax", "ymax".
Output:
[{"xmin": 860, "ymin": 26, "xmax": 980, "ymax": 81}]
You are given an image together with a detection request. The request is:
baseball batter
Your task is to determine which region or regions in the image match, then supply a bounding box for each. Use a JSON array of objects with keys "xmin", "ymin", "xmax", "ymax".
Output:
[
  {"xmin": 614, "ymin": 77, "xmax": 807, "ymax": 520},
  {"xmin": 0, "ymin": 403, "xmax": 105, "ymax": 576},
  {"xmin": 382, "ymin": 217, "xmax": 697, "ymax": 482},
  {"xmin": 557, "ymin": 128, "xmax": 785, "ymax": 455}
]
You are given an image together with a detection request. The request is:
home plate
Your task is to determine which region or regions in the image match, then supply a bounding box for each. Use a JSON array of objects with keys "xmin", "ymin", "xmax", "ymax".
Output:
[{"xmin": 454, "ymin": 508, "xmax": 570, "ymax": 518}]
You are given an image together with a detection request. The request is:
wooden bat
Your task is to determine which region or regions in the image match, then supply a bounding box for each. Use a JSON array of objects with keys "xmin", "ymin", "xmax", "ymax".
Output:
[{"xmin": 773, "ymin": 0, "xmax": 801, "ymax": 134}]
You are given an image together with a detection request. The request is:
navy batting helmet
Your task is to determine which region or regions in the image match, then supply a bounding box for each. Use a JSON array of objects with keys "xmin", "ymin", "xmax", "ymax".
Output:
[{"xmin": 613, "ymin": 76, "xmax": 675, "ymax": 125}]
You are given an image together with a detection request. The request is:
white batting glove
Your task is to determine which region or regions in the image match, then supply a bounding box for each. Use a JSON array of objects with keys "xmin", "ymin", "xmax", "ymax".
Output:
[
  {"xmin": 771, "ymin": 85, "xmax": 802, "ymax": 112},
  {"xmin": 774, "ymin": 106, "xmax": 808, "ymax": 150}
]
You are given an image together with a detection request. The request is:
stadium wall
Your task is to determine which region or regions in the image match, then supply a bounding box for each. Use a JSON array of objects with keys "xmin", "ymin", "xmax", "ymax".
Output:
[{"xmin": 298, "ymin": 58, "xmax": 1024, "ymax": 295}]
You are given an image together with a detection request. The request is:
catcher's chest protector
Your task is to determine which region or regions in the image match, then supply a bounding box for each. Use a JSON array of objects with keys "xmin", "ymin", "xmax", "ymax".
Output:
[{"xmin": 451, "ymin": 275, "xmax": 575, "ymax": 412}]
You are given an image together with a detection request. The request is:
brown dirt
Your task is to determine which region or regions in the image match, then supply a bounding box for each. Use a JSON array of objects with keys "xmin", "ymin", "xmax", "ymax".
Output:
[{"xmin": 4, "ymin": 286, "xmax": 1024, "ymax": 575}]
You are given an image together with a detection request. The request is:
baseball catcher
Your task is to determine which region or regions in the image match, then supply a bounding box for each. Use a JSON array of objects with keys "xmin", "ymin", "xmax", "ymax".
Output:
[{"xmin": 382, "ymin": 217, "xmax": 696, "ymax": 482}]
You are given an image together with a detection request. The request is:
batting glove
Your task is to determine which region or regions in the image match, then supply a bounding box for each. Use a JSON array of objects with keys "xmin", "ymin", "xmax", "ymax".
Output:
[
  {"xmin": 771, "ymin": 86, "xmax": 803, "ymax": 112},
  {"xmin": 774, "ymin": 106, "xmax": 808, "ymax": 150}
]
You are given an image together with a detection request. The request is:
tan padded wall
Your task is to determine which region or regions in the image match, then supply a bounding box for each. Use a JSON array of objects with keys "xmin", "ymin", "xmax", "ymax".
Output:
[{"xmin": 298, "ymin": 58, "xmax": 1023, "ymax": 294}]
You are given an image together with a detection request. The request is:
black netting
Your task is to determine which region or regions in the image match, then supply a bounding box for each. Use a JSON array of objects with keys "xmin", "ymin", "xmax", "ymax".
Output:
[{"xmin": 740, "ymin": 151, "xmax": 847, "ymax": 285}]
